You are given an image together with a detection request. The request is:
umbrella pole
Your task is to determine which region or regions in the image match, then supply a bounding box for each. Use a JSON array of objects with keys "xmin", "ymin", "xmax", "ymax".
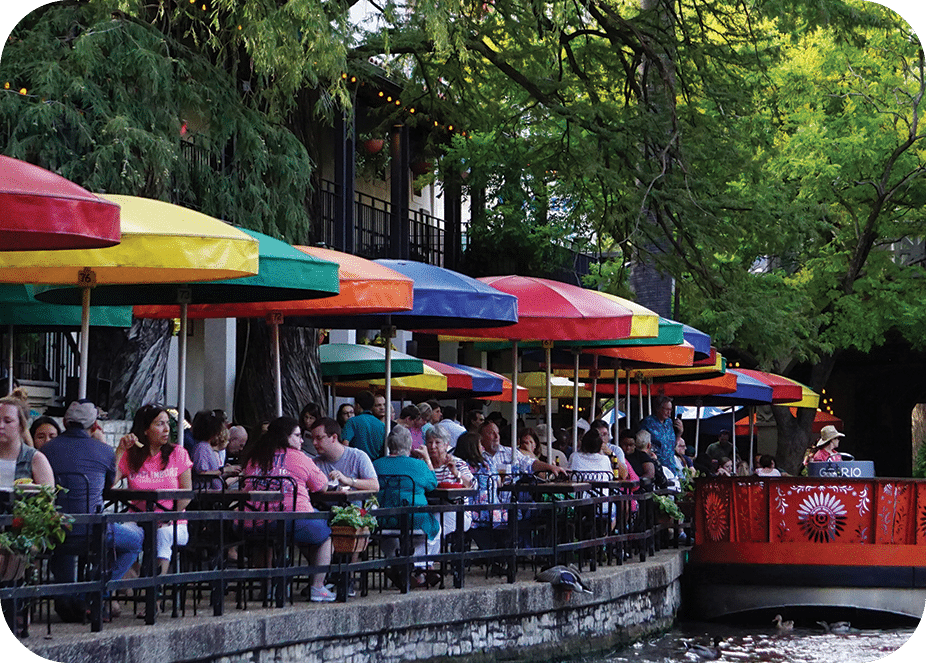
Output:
[
  {"xmin": 544, "ymin": 342, "xmax": 553, "ymax": 460},
  {"xmin": 694, "ymin": 403, "xmax": 702, "ymax": 457},
  {"xmin": 7, "ymin": 324, "xmax": 13, "ymax": 395},
  {"xmin": 748, "ymin": 405, "xmax": 756, "ymax": 472},
  {"xmin": 614, "ymin": 364, "xmax": 620, "ymax": 429},
  {"xmin": 626, "ymin": 369, "xmax": 632, "ymax": 427},
  {"xmin": 590, "ymin": 355, "xmax": 599, "ymax": 422},
  {"xmin": 510, "ymin": 340, "xmax": 518, "ymax": 456},
  {"xmin": 383, "ymin": 323, "xmax": 395, "ymax": 455},
  {"xmin": 78, "ymin": 286, "xmax": 91, "ymax": 399},
  {"xmin": 646, "ymin": 378, "xmax": 653, "ymax": 416},
  {"xmin": 177, "ymin": 301, "xmax": 188, "ymax": 447},
  {"xmin": 572, "ymin": 350, "xmax": 580, "ymax": 451},
  {"xmin": 636, "ymin": 373, "xmax": 644, "ymax": 421},
  {"xmin": 269, "ymin": 313, "xmax": 283, "ymax": 418}
]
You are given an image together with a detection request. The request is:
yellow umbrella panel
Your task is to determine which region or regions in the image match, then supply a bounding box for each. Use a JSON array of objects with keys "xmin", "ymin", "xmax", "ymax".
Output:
[{"xmin": 337, "ymin": 363, "xmax": 448, "ymax": 395}]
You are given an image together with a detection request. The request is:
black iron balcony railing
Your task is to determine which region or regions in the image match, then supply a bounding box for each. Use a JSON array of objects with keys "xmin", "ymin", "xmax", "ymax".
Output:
[{"xmin": 319, "ymin": 180, "xmax": 445, "ymax": 266}]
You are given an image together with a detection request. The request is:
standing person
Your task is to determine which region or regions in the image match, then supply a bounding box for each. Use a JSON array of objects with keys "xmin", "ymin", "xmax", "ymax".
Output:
[
  {"xmin": 240, "ymin": 416, "xmax": 335, "ymax": 602},
  {"xmin": 639, "ymin": 396, "xmax": 678, "ymax": 478},
  {"xmin": 371, "ymin": 393, "xmax": 389, "ymax": 424},
  {"xmin": 115, "ymin": 405, "xmax": 193, "ymax": 576},
  {"xmin": 30, "ymin": 416, "xmax": 61, "ymax": 451},
  {"xmin": 811, "ymin": 425, "xmax": 845, "ymax": 462},
  {"xmin": 342, "ymin": 390, "xmax": 387, "ymax": 462},
  {"xmin": 43, "ymin": 400, "xmax": 143, "ymax": 622},
  {"xmin": 0, "ymin": 389, "xmax": 54, "ymax": 486}
]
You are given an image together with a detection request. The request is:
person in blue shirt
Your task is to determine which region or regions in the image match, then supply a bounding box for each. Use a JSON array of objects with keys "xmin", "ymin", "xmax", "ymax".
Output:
[
  {"xmin": 639, "ymin": 396, "xmax": 678, "ymax": 478},
  {"xmin": 341, "ymin": 390, "xmax": 386, "ymax": 462}
]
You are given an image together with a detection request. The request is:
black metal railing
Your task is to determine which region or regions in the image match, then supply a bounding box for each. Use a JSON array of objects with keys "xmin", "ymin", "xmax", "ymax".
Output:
[
  {"xmin": 0, "ymin": 475, "xmax": 689, "ymax": 638},
  {"xmin": 320, "ymin": 180, "xmax": 445, "ymax": 266}
]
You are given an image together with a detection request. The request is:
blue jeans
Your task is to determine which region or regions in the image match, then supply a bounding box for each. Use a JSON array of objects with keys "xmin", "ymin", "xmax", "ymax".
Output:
[{"xmin": 48, "ymin": 522, "xmax": 143, "ymax": 588}]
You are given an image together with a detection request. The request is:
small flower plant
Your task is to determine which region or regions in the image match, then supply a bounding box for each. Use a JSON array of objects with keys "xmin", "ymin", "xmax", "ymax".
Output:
[
  {"xmin": 0, "ymin": 483, "xmax": 73, "ymax": 565},
  {"xmin": 329, "ymin": 496, "xmax": 378, "ymax": 530}
]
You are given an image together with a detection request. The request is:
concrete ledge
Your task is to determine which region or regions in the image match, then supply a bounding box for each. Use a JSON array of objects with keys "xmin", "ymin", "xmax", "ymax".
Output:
[{"xmin": 25, "ymin": 550, "xmax": 685, "ymax": 663}]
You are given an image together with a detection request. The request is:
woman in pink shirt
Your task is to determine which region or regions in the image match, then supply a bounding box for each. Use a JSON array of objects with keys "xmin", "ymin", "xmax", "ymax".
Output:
[
  {"xmin": 115, "ymin": 405, "xmax": 193, "ymax": 575},
  {"xmin": 241, "ymin": 416, "xmax": 335, "ymax": 602}
]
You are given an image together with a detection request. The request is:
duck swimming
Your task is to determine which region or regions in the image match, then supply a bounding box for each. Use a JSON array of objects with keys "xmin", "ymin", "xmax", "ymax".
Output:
[
  {"xmin": 773, "ymin": 614, "xmax": 795, "ymax": 632},
  {"xmin": 535, "ymin": 565, "xmax": 593, "ymax": 598},
  {"xmin": 683, "ymin": 637, "xmax": 722, "ymax": 660},
  {"xmin": 817, "ymin": 620, "xmax": 852, "ymax": 634}
]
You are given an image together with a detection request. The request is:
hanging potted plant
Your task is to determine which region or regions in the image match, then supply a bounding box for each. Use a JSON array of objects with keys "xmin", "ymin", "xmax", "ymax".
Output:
[
  {"xmin": 361, "ymin": 137, "xmax": 386, "ymax": 154},
  {"xmin": 329, "ymin": 497, "xmax": 378, "ymax": 554},
  {"xmin": 0, "ymin": 483, "xmax": 73, "ymax": 582}
]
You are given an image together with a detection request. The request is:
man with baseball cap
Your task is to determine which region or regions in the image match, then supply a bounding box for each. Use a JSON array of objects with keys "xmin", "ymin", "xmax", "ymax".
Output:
[{"xmin": 42, "ymin": 400, "xmax": 143, "ymax": 621}]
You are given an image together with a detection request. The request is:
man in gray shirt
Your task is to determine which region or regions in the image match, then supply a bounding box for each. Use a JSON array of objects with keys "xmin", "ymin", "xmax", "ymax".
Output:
[{"xmin": 309, "ymin": 418, "xmax": 379, "ymax": 492}]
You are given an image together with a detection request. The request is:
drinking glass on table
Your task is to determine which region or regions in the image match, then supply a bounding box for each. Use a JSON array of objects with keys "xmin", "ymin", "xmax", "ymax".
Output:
[{"xmin": 497, "ymin": 463, "xmax": 511, "ymax": 483}]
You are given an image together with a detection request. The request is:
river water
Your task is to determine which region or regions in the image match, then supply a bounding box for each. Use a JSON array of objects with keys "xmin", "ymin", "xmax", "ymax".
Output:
[{"xmin": 569, "ymin": 620, "xmax": 923, "ymax": 663}]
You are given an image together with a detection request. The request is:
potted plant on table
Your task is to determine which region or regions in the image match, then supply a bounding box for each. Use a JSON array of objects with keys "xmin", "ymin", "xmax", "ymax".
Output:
[
  {"xmin": 328, "ymin": 497, "xmax": 378, "ymax": 554},
  {"xmin": 0, "ymin": 483, "xmax": 73, "ymax": 582}
]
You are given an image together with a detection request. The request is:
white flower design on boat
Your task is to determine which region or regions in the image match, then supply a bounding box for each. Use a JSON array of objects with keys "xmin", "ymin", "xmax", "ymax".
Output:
[{"xmin": 797, "ymin": 492, "xmax": 848, "ymax": 543}]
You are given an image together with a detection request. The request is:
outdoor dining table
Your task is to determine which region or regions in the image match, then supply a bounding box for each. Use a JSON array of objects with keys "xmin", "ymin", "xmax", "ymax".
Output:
[
  {"xmin": 310, "ymin": 488, "xmax": 378, "ymax": 509},
  {"xmin": 192, "ymin": 489, "xmax": 284, "ymax": 511}
]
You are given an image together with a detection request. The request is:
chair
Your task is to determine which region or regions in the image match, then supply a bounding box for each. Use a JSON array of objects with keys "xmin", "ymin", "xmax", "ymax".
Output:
[
  {"xmin": 47, "ymin": 471, "xmax": 107, "ymax": 629},
  {"xmin": 234, "ymin": 475, "xmax": 298, "ymax": 608},
  {"xmin": 375, "ymin": 474, "xmax": 434, "ymax": 592}
]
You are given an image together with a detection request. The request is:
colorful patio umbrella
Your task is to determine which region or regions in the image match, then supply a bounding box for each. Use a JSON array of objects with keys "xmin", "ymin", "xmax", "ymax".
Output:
[
  {"xmin": 474, "ymin": 367, "xmax": 529, "ymax": 404},
  {"xmin": 0, "ymin": 156, "xmax": 120, "ymax": 251},
  {"xmin": 441, "ymin": 363, "xmax": 504, "ymax": 396},
  {"xmin": 288, "ymin": 260, "xmax": 518, "ymax": 441},
  {"xmin": 432, "ymin": 276, "xmax": 636, "ymax": 457},
  {"xmin": 133, "ymin": 246, "xmax": 411, "ymax": 415},
  {"xmin": 0, "ymin": 284, "xmax": 133, "ymax": 392},
  {"xmin": 320, "ymin": 344, "xmax": 423, "ymax": 381},
  {"xmin": 1, "ymin": 195, "xmax": 261, "ymax": 406},
  {"xmin": 733, "ymin": 368, "xmax": 804, "ymax": 403},
  {"xmin": 337, "ymin": 361, "xmax": 448, "ymax": 397},
  {"xmin": 33, "ymin": 213, "xmax": 339, "ymax": 438}
]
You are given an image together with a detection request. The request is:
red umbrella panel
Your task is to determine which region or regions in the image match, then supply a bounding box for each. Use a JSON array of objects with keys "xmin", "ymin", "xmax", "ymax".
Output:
[
  {"xmin": 733, "ymin": 368, "xmax": 804, "ymax": 404},
  {"xmin": 734, "ymin": 408, "xmax": 843, "ymax": 435},
  {"xmin": 591, "ymin": 370, "xmax": 739, "ymax": 398},
  {"xmin": 0, "ymin": 156, "xmax": 120, "ymax": 250}
]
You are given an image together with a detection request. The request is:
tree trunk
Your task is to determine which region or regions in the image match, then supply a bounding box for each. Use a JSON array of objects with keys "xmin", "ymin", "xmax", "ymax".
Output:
[
  {"xmin": 235, "ymin": 319, "xmax": 326, "ymax": 430},
  {"xmin": 87, "ymin": 319, "xmax": 172, "ymax": 419}
]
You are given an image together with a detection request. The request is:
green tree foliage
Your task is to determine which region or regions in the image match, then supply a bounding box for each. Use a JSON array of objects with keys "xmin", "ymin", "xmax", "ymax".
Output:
[{"xmin": 0, "ymin": 2, "xmax": 315, "ymax": 241}]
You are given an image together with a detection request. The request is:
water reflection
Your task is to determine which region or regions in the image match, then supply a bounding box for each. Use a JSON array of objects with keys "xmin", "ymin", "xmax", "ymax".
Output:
[{"xmin": 595, "ymin": 622, "xmax": 916, "ymax": 663}]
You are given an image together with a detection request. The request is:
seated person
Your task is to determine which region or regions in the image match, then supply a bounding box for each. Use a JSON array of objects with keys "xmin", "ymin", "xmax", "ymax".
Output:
[
  {"xmin": 190, "ymin": 409, "xmax": 235, "ymax": 490},
  {"xmin": 373, "ymin": 424, "xmax": 440, "ymax": 588},
  {"xmin": 755, "ymin": 454, "xmax": 781, "ymax": 477},
  {"xmin": 480, "ymin": 421, "xmax": 566, "ymax": 480},
  {"xmin": 624, "ymin": 429, "xmax": 668, "ymax": 490},
  {"xmin": 309, "ymin": 417, "xmax": 379, "ymax": 492},
  {"xmin": 42, "ymin": 400, "xmax": 144, "ymax": 622},
  {"xmin": 516, "ymin": 427, "xmax": 541, "ymax": 462},
  {"xmin": 30, "ymin": 416, "xmax": 61, "ymax": 451},
  {"xmin": 425, "ymin": 425, "xmax": 474, "ymax": 538},
  {"xmin": 568, "ymin": 429, "xmax": 613, "ymax": 480},
  {"xmin": 239, "ymin": 416, "xmax": 335, "ymax": 602}
]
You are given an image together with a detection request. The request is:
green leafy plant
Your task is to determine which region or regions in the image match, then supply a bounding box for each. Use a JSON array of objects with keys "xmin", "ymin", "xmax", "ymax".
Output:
[
  {"xmin": 653, "ymin": 493, "xmax": 685, "ymax": 523},
  {"xmin": 329, "ymin": 497, "xmax": 378, "ymax": 530},
  {"xmin": 0, "ymin": 485, "xmax": 74, "ymax": 564}
]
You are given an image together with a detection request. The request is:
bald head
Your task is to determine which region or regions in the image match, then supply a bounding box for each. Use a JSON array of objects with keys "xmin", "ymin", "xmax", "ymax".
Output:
[{"xmin": 227, "ymin": 425, "xmax": 248, "ymax": 454}]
